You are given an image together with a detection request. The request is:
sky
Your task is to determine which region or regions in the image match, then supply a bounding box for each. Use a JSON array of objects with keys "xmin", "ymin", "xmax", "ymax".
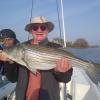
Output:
[{"xmin": 0, "ymin": 0, "xmax": 100, "ymax": 45}]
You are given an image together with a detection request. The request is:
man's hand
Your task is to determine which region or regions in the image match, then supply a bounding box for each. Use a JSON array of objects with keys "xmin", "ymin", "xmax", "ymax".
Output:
[
  {"xmin": 54, "ymin": 57, "xmax": 72, "ymax": 72},
  {"xmin": 0, "ymin": 50, "xmax": 9, "ymax": 61}
]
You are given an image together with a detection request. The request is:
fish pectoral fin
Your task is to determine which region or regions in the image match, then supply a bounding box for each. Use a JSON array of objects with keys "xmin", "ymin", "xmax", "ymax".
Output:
[
  {"xmin": 21, "ymin": 58, "xmax": 37, "ymax": 73},
  {"xmin": 22, "ymin": 58, "xmax": 30, "ymax": 67}
]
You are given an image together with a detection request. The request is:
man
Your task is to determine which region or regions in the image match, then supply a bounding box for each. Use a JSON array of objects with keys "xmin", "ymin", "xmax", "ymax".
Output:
[
  {"xmin": 0, "ymin": 16, "xmax": 73, "ymax": 100},
  {"xmin": 0, "ymin": 29, "xmax": 19, "ymax": 100},
  {"xmin": 0, "ymin": 29, "xmax": 19, "ymax": 78}
]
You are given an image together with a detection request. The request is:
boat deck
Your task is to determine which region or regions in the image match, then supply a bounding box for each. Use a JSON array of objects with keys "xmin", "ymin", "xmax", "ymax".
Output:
[
  {"xmin": 0, "ymin": 67, "xmax": 100, "ymax": 100},
  {"xmin": 66, "ymin": 67, "xmax": 100, "ymax": 100}
]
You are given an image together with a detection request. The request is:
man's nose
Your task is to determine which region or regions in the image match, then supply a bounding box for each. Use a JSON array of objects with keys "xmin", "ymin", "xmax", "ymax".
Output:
[{"xmin": 37, "ymin": 27, "xmax": 43, "ymax": 32}]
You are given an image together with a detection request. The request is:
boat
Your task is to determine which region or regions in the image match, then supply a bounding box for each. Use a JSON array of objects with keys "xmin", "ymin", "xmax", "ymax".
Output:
[
  {"xmin": 66, "ymin": 67, "xmax": 100, "ymax": 100},
  {"xmin": 0, "ymin": 0, "xmax": 100, "ymax": 100},
  {"xmin": 0, "ymin": 75, "xmax": 16, "ymax": 100}
]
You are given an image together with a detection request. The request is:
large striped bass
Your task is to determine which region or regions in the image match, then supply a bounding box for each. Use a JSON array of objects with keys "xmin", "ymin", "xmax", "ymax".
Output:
[{"xmin": 3, "ymin": 42, "xmax": 97, "ymax": 73}]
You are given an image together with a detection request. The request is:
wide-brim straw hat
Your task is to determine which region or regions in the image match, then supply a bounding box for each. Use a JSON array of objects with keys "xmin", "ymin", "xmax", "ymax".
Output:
[{"xmin": 25, "ymin": 16, "xmax": 54, "ymax": 32}]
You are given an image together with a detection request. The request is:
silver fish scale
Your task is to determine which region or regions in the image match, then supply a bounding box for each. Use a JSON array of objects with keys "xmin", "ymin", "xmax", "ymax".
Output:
[
  {"xmin": 23, "ymin": 50, "xmax": 57, "ymax": 70},
  {"xmin": 24, "ymin": 49, "xmax": 59, "ymax": 64},
  {"xmin": 23, "ymin": 44, "xmax": 66, "ymax": 57}
]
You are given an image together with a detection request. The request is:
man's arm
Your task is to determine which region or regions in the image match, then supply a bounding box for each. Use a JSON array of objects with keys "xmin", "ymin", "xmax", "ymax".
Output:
[
  {"xmin": 53, "ymin": 57, "xmax": 73, "ymax": 83},
  {"xmin": 53, "ymin": 68, "xmax": 73, "ymax": 83},
  {"xmin": 4, "ymin": 62, "xmax": 19, "ymax": 83}
]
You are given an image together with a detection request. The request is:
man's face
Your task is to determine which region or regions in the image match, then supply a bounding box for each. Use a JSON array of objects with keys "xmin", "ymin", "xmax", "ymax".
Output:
[
  {"xmin": 3, "ymin": 38, "xmax": 15, "ymax": 48},
  {"xmin": 31, "ymin": 23, "xmax": 49, "ymax": 42}
]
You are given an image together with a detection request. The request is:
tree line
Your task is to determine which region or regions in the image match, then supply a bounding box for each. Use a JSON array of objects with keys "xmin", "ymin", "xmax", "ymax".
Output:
[{"xmin": 52, "ymin": 38, "xmax": 99, "ymax": 48}]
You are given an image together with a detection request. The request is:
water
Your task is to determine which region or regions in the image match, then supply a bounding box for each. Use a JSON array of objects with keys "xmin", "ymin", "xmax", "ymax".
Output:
[
  {"xmin": 66, "ymin": 48, "xmax": 100, "ymax": 85},
  {"xmin": 67, "ymin": 48, "xmax": 100, "ymax": 64}
]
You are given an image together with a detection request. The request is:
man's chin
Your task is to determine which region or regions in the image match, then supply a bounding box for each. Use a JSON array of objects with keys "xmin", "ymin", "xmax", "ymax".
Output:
[{"xmin": 37, "ymin": 37, "xmax": 45, "ymax": 41}]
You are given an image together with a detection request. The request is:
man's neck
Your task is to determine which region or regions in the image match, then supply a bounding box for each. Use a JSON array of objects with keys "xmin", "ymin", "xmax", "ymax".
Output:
[
  {"xmin": 31, "ymin": 39, "xmax": 39, "ymax": 45},
  {"xmin": 31, "ymin": 38, "xmax": 48, "ymax": 45}
]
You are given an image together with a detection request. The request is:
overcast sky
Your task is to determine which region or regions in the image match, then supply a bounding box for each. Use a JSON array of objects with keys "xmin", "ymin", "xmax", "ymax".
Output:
[{"xmin": 0, "ymin": 0, "xmax": 100, "ymax": 45}]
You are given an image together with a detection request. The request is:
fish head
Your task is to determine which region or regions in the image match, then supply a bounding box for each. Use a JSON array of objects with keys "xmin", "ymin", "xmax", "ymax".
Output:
[{"xmin": 4, "ymin": 44, "xmax": 24, "ymax": 62}]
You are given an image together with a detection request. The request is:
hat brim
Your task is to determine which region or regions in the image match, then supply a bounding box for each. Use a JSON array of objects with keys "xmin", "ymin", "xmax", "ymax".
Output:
[
  {"xmin": 15, "ymin": 38, "xmax": 19, "ymax": 44},
  {"xmin": 25, "ymin": 22, "xmax": 54, "ymax": 33}
]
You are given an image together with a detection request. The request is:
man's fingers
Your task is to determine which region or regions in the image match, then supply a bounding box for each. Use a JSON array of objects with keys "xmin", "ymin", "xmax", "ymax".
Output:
[
  {"xmin": 55, "ymin": 57, "xmax": 72, "ymax": 72},
  {"xmin": 0, "ymin": 50, "xmax": 3, "ymax": 53}
]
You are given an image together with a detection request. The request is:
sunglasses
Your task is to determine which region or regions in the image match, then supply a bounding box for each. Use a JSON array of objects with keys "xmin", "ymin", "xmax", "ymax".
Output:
[{"xmin": 32, "ymin": 24, "xmax": 47, "ymax": 31}]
